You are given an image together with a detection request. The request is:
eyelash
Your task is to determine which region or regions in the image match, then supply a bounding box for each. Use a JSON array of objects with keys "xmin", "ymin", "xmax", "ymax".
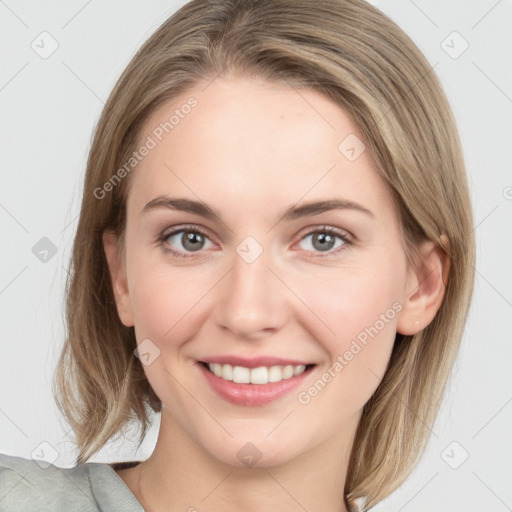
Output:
[{"xmin": 157, "ymin": 224, "xmax": 352, "ymax": 260}]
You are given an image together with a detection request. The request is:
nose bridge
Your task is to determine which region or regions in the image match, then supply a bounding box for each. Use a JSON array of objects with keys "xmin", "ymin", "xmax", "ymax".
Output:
[{"xmin": 214, "ymin": 235, "xmax": 286, "ymax": 339}]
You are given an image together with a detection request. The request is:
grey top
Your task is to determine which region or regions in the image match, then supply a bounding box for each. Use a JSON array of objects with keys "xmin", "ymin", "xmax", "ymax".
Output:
[{"xmin": 0, "ymin": 453, "xmax": 144, "ymax": 512}]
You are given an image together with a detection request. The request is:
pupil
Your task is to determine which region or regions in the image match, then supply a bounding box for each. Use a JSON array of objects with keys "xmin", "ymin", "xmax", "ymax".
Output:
[
  {"xmin": 314, "ymin": 233, "xmax": 334, "ymax": 251},
  {"xmin": 183, "ymin": 232, "xmax": 204, "ymax": 251}
]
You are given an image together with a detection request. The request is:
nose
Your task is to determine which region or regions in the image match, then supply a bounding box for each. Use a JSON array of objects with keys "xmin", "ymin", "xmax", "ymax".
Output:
[{"xmin": 212, "ymin": 243, "xmax": 289, "ymax": 341}]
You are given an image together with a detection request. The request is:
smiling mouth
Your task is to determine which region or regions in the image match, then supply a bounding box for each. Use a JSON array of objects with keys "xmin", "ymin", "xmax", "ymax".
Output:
[{"xmin": 199, "ymin": 361, "xmax": 316, "ymax": 385}]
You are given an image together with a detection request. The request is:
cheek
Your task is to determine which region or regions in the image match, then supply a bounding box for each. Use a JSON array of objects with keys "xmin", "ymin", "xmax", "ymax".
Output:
[
  {"xmin": 129, "ymin": 265, "xmax": 208, "ymax": 344},
  {"xmin": 297, "ymin": 265, "xmax": 403, "ymax": 407},
  {"xmin": 302, "ymin": 263, "xmax": 403, "ymax": 343},
  {"xmin": 127, "ymin": 263, "xmax": 212, "ymax": 406}
]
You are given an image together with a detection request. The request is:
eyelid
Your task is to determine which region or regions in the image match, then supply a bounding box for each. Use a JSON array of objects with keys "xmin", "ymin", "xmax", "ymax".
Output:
[
  {"xmin": 160, "ymin": 223, "xmax": 214, "ymax": 241},
  {"xmin": 295, "ymin": 224, "xmax": 353, "ymax": 243}
]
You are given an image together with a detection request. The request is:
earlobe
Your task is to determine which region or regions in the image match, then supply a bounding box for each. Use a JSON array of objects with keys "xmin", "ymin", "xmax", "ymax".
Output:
[
  {"xmin": 397, "ymin": 236, "xmax": 450, "ymax": 336},
  {"xmin": 102, "ymin": 230, "xmax": 135, "ymax": 327}
]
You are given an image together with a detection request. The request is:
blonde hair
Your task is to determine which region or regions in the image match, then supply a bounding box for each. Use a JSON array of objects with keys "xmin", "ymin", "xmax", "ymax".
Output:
[{"xmin": 53, "ymin": 0, "xmax": 475, "ymax": 509}]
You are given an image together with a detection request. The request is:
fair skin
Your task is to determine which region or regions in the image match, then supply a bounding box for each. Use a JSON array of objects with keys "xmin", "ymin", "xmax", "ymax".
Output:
[{"xmin": 103, "ymin": 75, "xmax": 448, "ymax": 512}]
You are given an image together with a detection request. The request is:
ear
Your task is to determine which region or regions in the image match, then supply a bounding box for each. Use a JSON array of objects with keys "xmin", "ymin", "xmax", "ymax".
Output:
[
  {"xmin": 397, "ymin": 235, "xmax": 450, "ymax": 335},
  {"xmin": 102, "ymin": 230, "xmax": 134, "ymax": 327}
]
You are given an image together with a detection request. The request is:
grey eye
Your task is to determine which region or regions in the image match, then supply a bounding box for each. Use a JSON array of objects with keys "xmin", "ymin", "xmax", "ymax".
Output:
[
  {"xmin": 166, "ymin": 230, "xmax": 213, "ymax": 252},
  {"xmin": 298, "ymin": 231, "xmax": 346, "ymax": 253}
]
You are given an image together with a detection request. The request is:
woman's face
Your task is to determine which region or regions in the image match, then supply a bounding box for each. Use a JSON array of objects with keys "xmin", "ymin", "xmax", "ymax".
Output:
[{"xmin": 106, "ymin": 75, "xmax": 420, "ymax": 467}]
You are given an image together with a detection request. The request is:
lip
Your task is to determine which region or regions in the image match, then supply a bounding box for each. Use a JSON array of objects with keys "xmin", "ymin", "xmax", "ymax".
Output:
[
  {"xmin": 199, "ymin": 355, "xmax": 313, "ymax": 368},
  {"xmin": 197, "ymin": 361, "xmax": 315, "ymax": 407}
]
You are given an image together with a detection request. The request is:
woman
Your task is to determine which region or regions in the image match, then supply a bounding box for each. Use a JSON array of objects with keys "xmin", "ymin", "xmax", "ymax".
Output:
[{"xmin": 0, "ymin": 0, "xmax": 474, "ymax": 510}]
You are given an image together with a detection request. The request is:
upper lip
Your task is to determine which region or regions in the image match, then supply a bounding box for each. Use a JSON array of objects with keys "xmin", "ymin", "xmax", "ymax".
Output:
[{"xmin": 199, "ymin": 355, "xmax": 314, "ymax": 369}]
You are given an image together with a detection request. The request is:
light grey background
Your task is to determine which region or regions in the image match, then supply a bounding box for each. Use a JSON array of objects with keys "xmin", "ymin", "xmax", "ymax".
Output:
[{"xmin": 1, "ymin": 1, "xmax": 511, "ymax": 511}]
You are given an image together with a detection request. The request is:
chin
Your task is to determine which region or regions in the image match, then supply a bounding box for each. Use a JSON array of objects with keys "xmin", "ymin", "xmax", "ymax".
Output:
[{"xmin": 201, "ymin": 432, "xmax": 303, "ymax": 469}]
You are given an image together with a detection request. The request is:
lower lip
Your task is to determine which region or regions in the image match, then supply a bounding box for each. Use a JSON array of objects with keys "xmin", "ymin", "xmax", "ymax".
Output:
[{"xmin": 197, "ymin": 362, "xmax": 314, "ymax": 407}]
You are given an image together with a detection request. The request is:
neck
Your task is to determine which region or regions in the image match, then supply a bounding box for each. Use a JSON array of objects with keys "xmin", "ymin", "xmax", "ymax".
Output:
[{"xmin": 132, "ymin": 407, "xmax": 356, "ymax": 512}]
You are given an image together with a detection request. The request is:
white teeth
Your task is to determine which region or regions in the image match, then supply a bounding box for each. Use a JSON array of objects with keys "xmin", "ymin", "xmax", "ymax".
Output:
[
  {"xmin": 232, "ymin": 366, "xmax": 250, "ymax": 383},
  {"xmin": 268, "ymin": 366, "xmax": 282, "ymax": 383},
  {"xmin": 212, "ymin": 363, "xmax": 223, "ymax": 377},
  {"xmin": 221, "ymin": 364, "xmax": 233, "ymax": 381},
  {"xmin": 294, "ymin": 364, "xmax": 306, "ymax": 376},
  {"xmin": 250, "ymin": 366, "xmax": 268, "ymax": 384},
  {"xmin": 207, "ymin": 362, "xmax": 308, "ymax": 384},
  {"xmin": 282, "ymin": 365, "xmax": 294, "ymax": 379}
]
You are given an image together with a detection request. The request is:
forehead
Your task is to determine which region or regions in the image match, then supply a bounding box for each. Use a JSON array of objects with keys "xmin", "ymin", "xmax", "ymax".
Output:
[{"xmin": 127, "ymin": 76, "xmax": 393, "ymax": 221}]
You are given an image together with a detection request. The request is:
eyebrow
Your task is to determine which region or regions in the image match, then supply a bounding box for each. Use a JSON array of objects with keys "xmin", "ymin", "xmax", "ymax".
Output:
[{"xmin": 142, "ymin": 196, "xmax": 375, "ymax": 222}]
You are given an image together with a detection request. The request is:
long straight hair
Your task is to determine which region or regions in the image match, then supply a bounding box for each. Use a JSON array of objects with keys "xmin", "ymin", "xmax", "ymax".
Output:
[{"xmin": 53, "ymin": 1, "xmax": 475, "ymax": 509}]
